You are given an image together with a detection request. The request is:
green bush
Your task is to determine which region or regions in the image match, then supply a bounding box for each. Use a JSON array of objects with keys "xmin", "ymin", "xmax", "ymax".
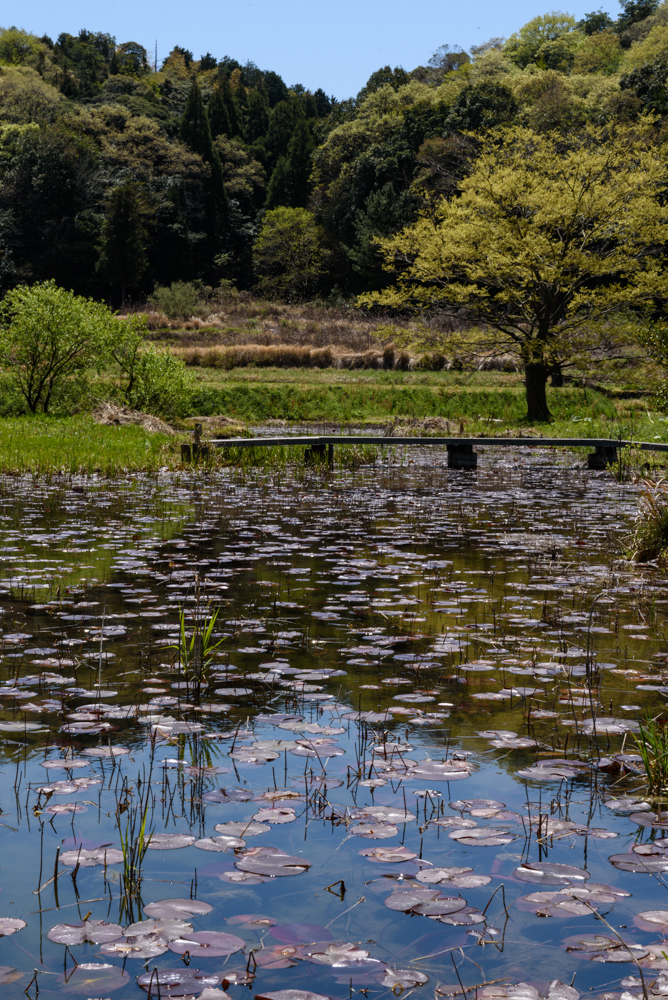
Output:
[
  {"xmin": 0, "ymin": 280, "xmax": 124, "ymax": 414},
  {"xmin": 149, "ymin": 281, "xmax": 205, "ymax": 319}
]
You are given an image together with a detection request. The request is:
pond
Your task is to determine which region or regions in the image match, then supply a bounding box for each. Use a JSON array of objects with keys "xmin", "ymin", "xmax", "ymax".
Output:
[{"xmin": 0, "ymin": 444, "xmax": 665, "ymax": 1000}]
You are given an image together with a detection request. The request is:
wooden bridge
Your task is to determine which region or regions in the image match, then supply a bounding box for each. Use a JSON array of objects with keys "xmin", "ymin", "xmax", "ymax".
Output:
[{"xmin": 181, "ymin": 427, "xmax": 668, "ymax": 469}]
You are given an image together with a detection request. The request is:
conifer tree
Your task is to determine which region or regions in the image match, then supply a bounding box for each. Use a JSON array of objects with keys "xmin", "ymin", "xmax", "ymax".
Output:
[
  {"xmin": 245, "ymin": 87, "xmax": 270, "ymax": 143},
  {"xmin": 208, "ymin": 85, "xmax": 230, "ymax": 139},
  {"xmin": 219, "ymin": 76, "xmax": 242, "ymax": 137},
  {"xmin": 180, "ymin": 78, "xmax": 228, "ymax": 220},
  {"xmin": 97, "ymin": 182, "xmax": 148, "ymax": 307}
]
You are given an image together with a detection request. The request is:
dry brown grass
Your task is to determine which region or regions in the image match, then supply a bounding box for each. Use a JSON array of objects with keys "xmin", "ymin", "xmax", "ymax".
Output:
[{"xmin": 137, "ymin": 298, "xmax": 428, "ymax": 351}]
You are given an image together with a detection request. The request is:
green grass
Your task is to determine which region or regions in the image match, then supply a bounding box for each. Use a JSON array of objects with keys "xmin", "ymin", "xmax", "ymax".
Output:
[
  {"xmin": 188, "ymin": 367, "xmax": 665, "ymax": 439},
  {"xmin": 0, "ymin": 416, "xmax": 180, "ymax": 475}
]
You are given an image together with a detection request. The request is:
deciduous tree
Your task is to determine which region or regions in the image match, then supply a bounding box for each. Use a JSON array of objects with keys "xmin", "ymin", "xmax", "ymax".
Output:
[{"xmin": 359, "ymin": 122, "xmax": 668, "ymax": 421}]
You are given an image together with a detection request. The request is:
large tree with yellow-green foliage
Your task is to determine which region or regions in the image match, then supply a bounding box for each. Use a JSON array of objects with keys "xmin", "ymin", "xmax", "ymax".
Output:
[{"xmin": 359, "ymin": 121, "xmax": 668, "ymax": 421}]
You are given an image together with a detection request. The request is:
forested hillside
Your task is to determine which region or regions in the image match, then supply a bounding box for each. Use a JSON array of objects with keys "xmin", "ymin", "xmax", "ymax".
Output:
[{"xmin": 1, "ymin": 2, "xmax": 668, "ymax": 305}]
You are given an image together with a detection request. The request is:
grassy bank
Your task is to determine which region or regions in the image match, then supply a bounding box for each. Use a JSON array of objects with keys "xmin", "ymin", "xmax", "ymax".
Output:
[
  {"xmin": 0, "ymin": 417, "xmax": 179, "ymax": 475},
  {"xmin": 1, "ymin": 368, "xmax": 666, "ymax": 476},
  {"xmin": 188, "ymin": 367, "xmax": 661, "ymax": 438}
]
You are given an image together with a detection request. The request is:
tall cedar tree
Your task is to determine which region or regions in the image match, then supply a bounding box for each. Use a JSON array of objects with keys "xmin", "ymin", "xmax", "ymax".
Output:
[
  {"xmin": 97, "ymin": 183, "xmax": 148, "ymax": 307},
  {"xmin": 179, "ymin": 78, "xmax": 227, "ymax": 220},
  {"xmin": 207, "ymin": 86, "xmax": 231, "ymax": 139}
]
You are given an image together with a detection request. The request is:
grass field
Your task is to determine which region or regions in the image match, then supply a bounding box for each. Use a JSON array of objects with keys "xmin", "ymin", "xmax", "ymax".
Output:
[
  {"xmin": 0, "ymin": 366, "xmax": 665, "ymax": 476},
  {"xmin": 0, "ymin": 417, "xmax": 179, "ymax": 475},
  {"xmin": 188, "ymin": 366, "xmax": 662, "ymax": 439}
]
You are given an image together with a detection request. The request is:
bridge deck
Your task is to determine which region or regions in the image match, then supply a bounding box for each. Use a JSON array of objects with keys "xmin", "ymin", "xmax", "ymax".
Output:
[{"xmin": 208, "ymin": 435, "xmax": 668, "ymax": 452}]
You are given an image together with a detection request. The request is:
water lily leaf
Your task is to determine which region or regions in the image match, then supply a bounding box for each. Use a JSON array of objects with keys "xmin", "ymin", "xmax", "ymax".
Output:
[
  {"xmin": 194, "ymin": 835, "xmax": 246, "ymax": 851},
  {"xmin": 253, "ymin": 944, "xmax": 299, "ymax": 968},
  {"xmin": 416, "ymin": 867, "xmax": 491, "ymax": 888},
  {"xmin": 59, "ymin": 962, "xmax": 130, "ymax": 994},
  {"xmin": 202, "ymin": 787, "xmax": 254, "ymax": 804},
  {"xmin": 0, "ymin": 967, "xmax": 22, "ymax": 985},
  {"xmin": 137, "ymin": 968, "xmax": 221, "ymax": 996},
  {"xmin": 235, "ymin": 852, "xmax": 311, "ymax": 877},
  {"xmin": 255, "ymin": 991, "xmax": 330, "ymax": 1000},
  {"xmin": 125, "ymin": 918, "xmax": 193, "ymax": 940},
  {"xmin": 168, "ymin": 930, "xmax": 245, "ymax": 957},
  {"xmin": 634, "ymin": 910, "xmax": 668, "ymax": 932},
  {"xmin": 145, "ymin": 833, "xmax": 196, "ymax": 850},
  {"xmin": 101, "ymin": 935, "xmax": 169, "ymax": 958},
  {"xmin": 384, "ymin": 889, "xmax": 467, "ymax": 915},
  {"xmin": 252, "ymin": 807, "xmax": 297, "ymax": 824},
  {"xmin": 351, "ymin": 823, "xmax": 398, "ymax": 839},
  {"xmin": 513, "ymin": 863, "xmax": 590, "ymax": 885},
  {"xmin": 302, "ymin": 941, "xmax": 382, "ymax": 970},
  {"xmin": 48, "ymin": 920, "xmax": 123, "ymax": 945},
  {"xmin": 359, "ymin": 846, "xmax": 418, "ymax": 863},
  {"xmin": 215, "ymin": 821, "xmax": 270, "ymax": 837},
  {"xmin": 143, "ymin": 899, "xmax": 213, "ymax": 920},
  {"xmin": 379, "ymin": 970, "xmax": 429, "ymax": 988},
  {"xmin": 59, "ymin": 847, "xmax": 123, "ymax": 867}
]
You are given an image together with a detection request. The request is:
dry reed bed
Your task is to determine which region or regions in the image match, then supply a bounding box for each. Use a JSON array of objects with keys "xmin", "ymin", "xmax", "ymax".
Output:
[{"xmin": 171, "ymin": 342, "xmax": 522, "ymax": 372}]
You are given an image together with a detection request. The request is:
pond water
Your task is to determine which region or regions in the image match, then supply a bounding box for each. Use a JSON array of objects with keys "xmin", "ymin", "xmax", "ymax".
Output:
[{"xmin": 0, "ymin": 445, "xmax": 666, "ymax": 1000}]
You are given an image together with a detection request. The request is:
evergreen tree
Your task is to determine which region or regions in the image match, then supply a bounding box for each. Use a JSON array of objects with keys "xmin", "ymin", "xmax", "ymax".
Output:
[
  {"xmin": 265, "ymin": 156, "xmax": 290, "ymax": 208},
  {"xmin": 245, "ymin": 87, "xmax": 270, "ymax": 143},
  {"xmin": 263, "ymin": 69, "xmax": 289, "ymax": 107},
  {"xmin": 208, "ymin": 86, "xmax": 231, "ymax": 139},
  {"xmin": 179, "ymin": 79, "xmax": 228, "ymax": 230},
  {"xmin": 97, "ymin": 182, "xmax": 148, "ymax": 306},
  {"xmin": 218, "ymin": 76, "xmax": 242, "ymax": 137},
  {"xmin": 179, "ymin": 78, "xmax": 216, "ymax": 161},
  {"xmin": 285, "ymin": 118, "xmax": 313, "ymax": 206}
]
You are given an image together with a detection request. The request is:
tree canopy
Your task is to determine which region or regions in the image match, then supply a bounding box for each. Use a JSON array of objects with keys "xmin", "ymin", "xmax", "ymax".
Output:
[{"xmin": 359, "ymin": 122, "xmax": 668, "ymax": 420}]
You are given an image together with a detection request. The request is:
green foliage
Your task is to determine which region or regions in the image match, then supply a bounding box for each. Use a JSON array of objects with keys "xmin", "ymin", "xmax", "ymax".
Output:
[
  {"xmin": 504, "ymin": 12, "xmax": 581, "ymax": 69},
  {"xmin": 446, "ymin": 81, "xmax": 518, "ymax": 130},
  {"xmin": 621, "ymin": 56, "xmax": 668, "ymax": 109},
  {"xmin": 634, "ymin": 712, "xmax": 668, "ymax": 794},
  {"xmin": 0, "ymin": 280, "xmax": 122, "ymax": 413},
  {"xmin": 360, "ymin": 121, "xmax": 668, "ymax": 420},
  {"xmin": 618, "ymin": 0, "xmax": 660, "ymax": 32},
  {"xmin": 630, "ymin": 478, "xmax": 668, "ymax": 561},
  {"xmin": 96, "ymin": 182, "xmax": 148, "ymax": 303},
  {"xmin": 149, "ymin": 280, "xmax": 205, "ymax": 318},
  {"xmin": 119, "ymin": 343, "xmax": 194, "ymax": 418},
  {"xmin": 254, "ymin": 207, "xmax": 327, "ymax": 301},
  {"xmin": 578, "ymin": 9, "xmax": 615, "ymax": 34}
]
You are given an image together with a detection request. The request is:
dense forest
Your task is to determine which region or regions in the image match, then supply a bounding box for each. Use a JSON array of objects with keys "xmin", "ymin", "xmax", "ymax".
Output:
[{"xmin": 1, "ymin": 1, "xmax": 668, "ymax": 305}]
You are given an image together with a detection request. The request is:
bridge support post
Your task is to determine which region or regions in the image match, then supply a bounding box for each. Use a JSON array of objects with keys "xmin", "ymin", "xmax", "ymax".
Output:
[
  {"xmin": 305, "ymin": 443, "xmax": 327, "ymax": 465},
  {"xmin": 328, "ymin": 443, "xmax": 334, "ymax": 469},
  {"xmin": 447, "ymin": 443, "xmax": 478, "ymax": 469},
  {"xmin": 587, "ymin": 445, "xmax": 618, "ymax": 470}
]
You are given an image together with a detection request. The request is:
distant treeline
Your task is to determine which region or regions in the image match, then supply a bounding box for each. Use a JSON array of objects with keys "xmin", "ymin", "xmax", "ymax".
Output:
[{"xmin": 0, "ymin": 2, "xmax": 667, "ymax": 303}]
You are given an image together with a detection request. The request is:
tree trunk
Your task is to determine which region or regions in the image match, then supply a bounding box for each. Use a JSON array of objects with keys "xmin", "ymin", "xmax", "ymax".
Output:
[
  {"xmin": 525, "ymin": 363, "xmax": 551, "ymax": 422},
  {"xmin": 550, "ymin": 363, "xmax": 563, "ymax": 387}
]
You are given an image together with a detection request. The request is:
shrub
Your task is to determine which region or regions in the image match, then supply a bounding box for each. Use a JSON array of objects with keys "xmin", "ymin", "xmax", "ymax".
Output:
[
  {"xmin": 0, "ymin": 280, "xmax": 123, "ymax": 413},
  {"xmin": 149, "ymin": 281, "xmax": 205, "ymax": 320}
]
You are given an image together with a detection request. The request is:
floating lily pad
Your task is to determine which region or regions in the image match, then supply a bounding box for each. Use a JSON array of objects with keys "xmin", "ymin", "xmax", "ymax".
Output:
[
  {"xmin": 59, "ymin": 962, "xmax": 130, "ymax": 994},
  {"xmin": 145, "ymin": 833, "xmax": 196, "ymax": 850},
  {"xmin": 513, "ymin": 862, "xmax": 590, "ymax": 885},
  {"xmin": 168, "ymin": 930, "xmax": 245, "ymax": 957},
  {"xmin": 235, "ymin": 851, "xmax": 311, "ymax": 877},
  {"xmin": 143, "ymin": 899, "xmax": 213, "ymax": 920},
  {"xmin": 47, "ymin": 920, "xmax": 123, "ymax": 945},
  {"xmin": 136, "ymin": 968, "xmax": 221, "ymax": 996}
]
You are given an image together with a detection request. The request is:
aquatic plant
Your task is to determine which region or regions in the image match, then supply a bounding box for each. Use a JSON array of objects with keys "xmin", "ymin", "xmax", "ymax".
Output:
[
  {"xmin": 635, "ymin": 713, "xmax": 668, "ymax": 796},
  {"xmin": 630, "ymin": 478, "xmax": 668, "ymax": 562}
]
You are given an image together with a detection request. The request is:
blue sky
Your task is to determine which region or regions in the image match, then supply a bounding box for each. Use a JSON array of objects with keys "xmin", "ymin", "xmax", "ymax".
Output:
[{"xmin": 14, "ymin": 0, "xmax": 622, "ymax": 99}]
